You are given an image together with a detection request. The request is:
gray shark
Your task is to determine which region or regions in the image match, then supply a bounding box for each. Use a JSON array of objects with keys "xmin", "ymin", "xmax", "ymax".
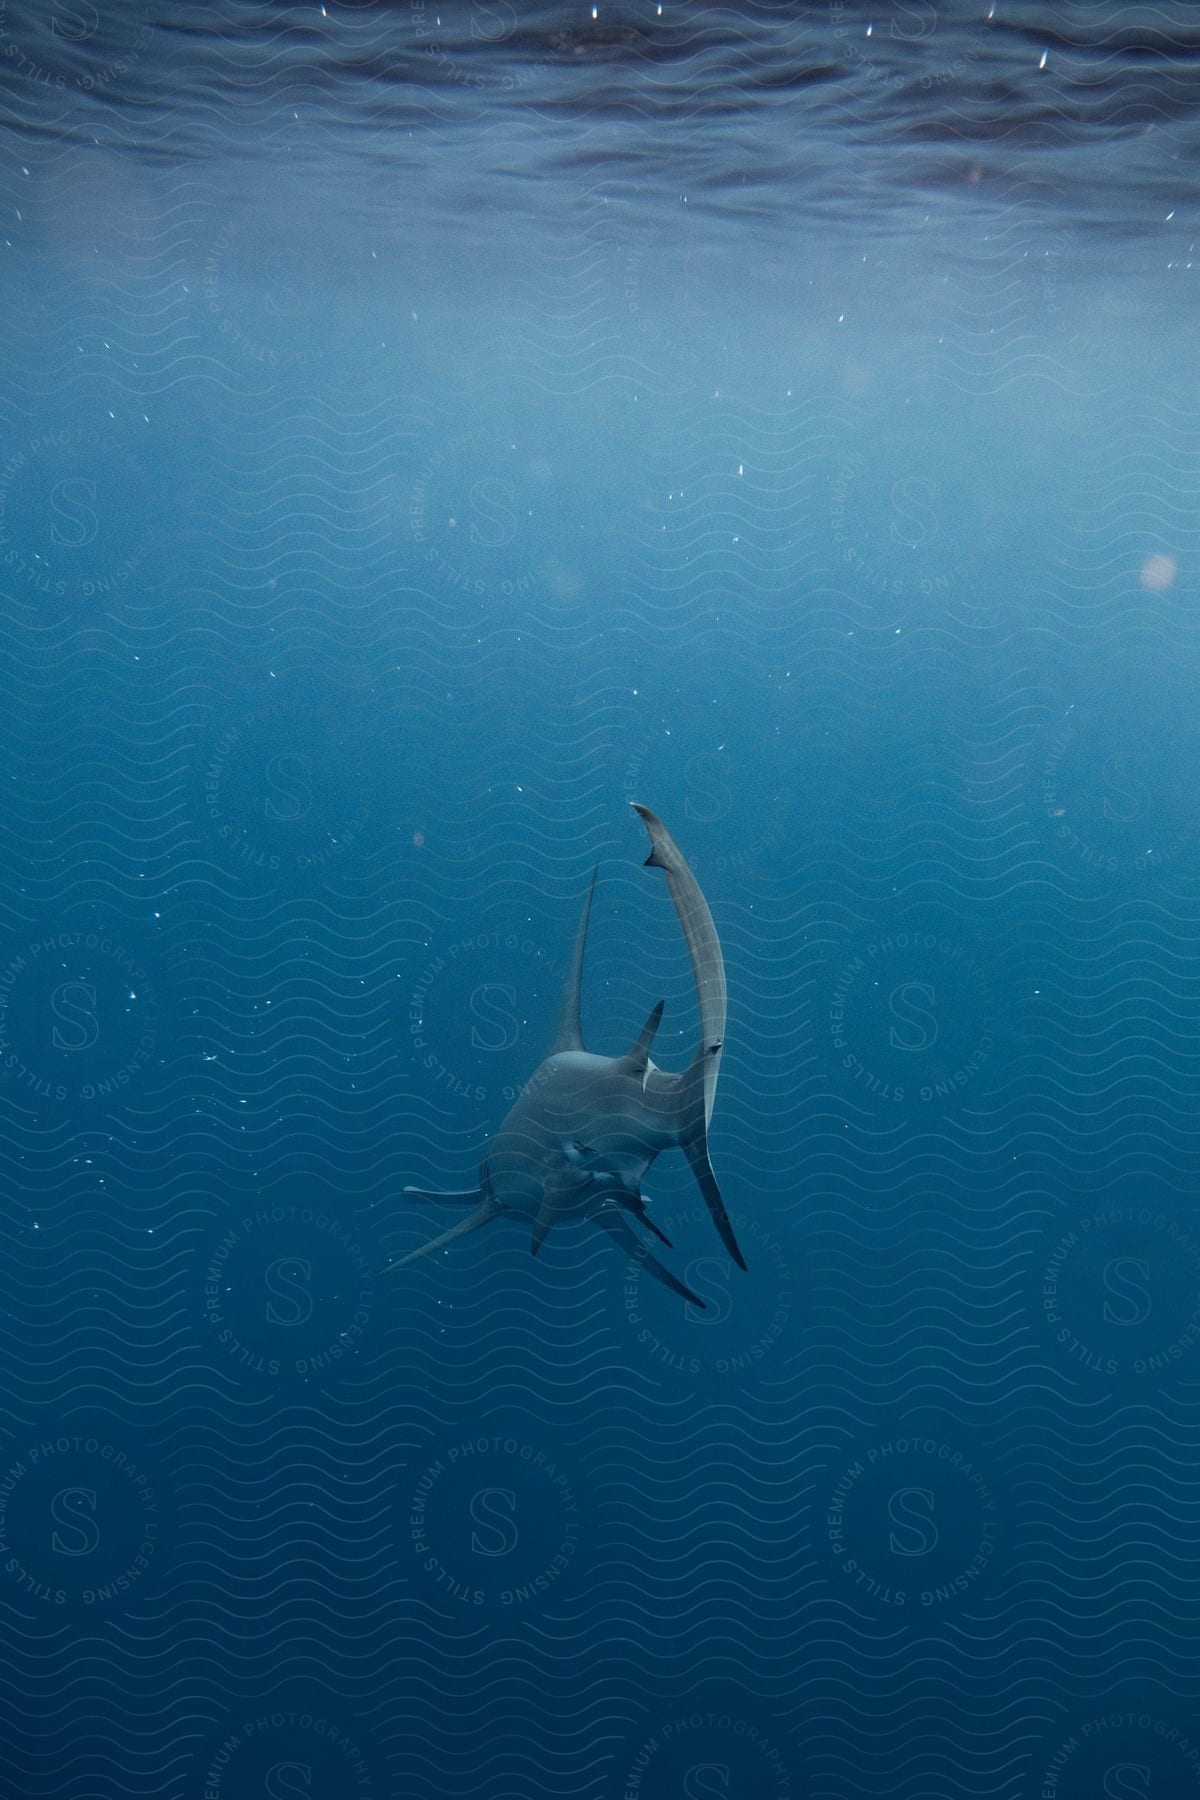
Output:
[{"xmin": 386, "ymin": 802, "xmax": 745, "ymax": 1307}]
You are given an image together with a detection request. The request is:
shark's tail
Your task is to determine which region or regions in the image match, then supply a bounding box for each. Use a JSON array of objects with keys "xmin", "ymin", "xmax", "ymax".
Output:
[
  {"xmin": 677, "ymin": 1052, "xmax": 745, "ymax": 1270},
  {"xmin": 631, "ymin": 802, "xmax": 745, "ymax": 1272},
  {"xmin": 630, "ymin": 803, "xmax": 726, "ymax": 1122}
]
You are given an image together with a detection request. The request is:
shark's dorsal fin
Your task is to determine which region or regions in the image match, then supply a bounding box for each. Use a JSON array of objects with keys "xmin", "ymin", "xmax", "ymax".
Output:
[
  {"xmin": 549, "ymin": 867, "xmax": 598, "ymax": 1053},
  {"xmin": 620, "ymin": 999, "xmax": 664, "ymax": 1074}
]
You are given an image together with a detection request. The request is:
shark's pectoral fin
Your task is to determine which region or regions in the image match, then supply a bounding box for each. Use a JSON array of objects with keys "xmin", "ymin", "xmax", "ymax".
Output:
[
  {"xmin": 402, "ymin": 1186, "xmax": 486, "ymax": 1204},
  {"xmin": 682, "ymin": 1129, "xmax": 746, "ymax": 1271},
  {"xmin": 593, "ymin": 1202, "xmax": 705, "ymax": 1308},
  {"xmin": 530, "ymin": 1193, "xmax": 557, "ymax": 1258},
  {"xmin": 617, "ymin": 1191, "xmax": 673, "ymax": 1248},
  {"xmin": 384, "ymin": 1195, "xmax": 506, "ymax": 1273}
]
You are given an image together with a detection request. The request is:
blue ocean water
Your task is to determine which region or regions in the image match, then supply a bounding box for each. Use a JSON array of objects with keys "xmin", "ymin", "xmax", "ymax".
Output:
[{"xmin": 1, "ymin": 2, "xmax": 1200, "ymax": 1795}]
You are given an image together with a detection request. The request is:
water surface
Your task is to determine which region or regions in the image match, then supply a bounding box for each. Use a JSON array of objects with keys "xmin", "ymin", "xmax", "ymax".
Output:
[{"xmin": 1, "ymin": 5, "xmax": 1199, "ymax": 1797}]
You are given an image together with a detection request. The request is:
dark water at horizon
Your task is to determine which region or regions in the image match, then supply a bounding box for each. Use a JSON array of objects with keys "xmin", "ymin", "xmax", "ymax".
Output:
[{"xmin": 2, "ymin": 4, "xmax": 1200, "ymax": 1798}]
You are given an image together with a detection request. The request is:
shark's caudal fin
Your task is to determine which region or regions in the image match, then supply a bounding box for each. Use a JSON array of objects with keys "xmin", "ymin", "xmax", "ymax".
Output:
[
  {"xmin": 630, "ymin": 803, "xmax": 726, "ymax": 1122},
  {"xmin": 682, "ymin": 1120, "xmax": 746, "ymax": 1270},
  {"xmin": 383, "ymin": 1195, "xmax": 505, "ymax": 1272},
  {"xmin": 593, "ymin": 1201, "xmax": 704, "ymax": 1307},
  {"xmin": 549, "ymin": 867, "xmax": 598, "ymax": 1053},
  {"xmin": 631, "ymin": 802, "xmax": 745, "ymax": 1272}
]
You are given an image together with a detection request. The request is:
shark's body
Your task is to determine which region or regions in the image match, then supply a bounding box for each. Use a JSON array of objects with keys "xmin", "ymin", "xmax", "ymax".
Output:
[{"xmin": 388, "ymin": 803, "xmax": 745, "ymax": 1306}]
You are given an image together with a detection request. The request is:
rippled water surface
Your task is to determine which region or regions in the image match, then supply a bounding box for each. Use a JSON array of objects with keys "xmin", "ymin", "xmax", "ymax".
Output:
[{"xmin": 2, "ymin": 4, "xmax": 1200, "ymax": 1798}]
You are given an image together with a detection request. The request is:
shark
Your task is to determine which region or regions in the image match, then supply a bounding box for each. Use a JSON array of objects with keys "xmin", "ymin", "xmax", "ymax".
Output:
[{"xmin": 386, "ymin": 802, "xmax": 746, "ymax": 1308}]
